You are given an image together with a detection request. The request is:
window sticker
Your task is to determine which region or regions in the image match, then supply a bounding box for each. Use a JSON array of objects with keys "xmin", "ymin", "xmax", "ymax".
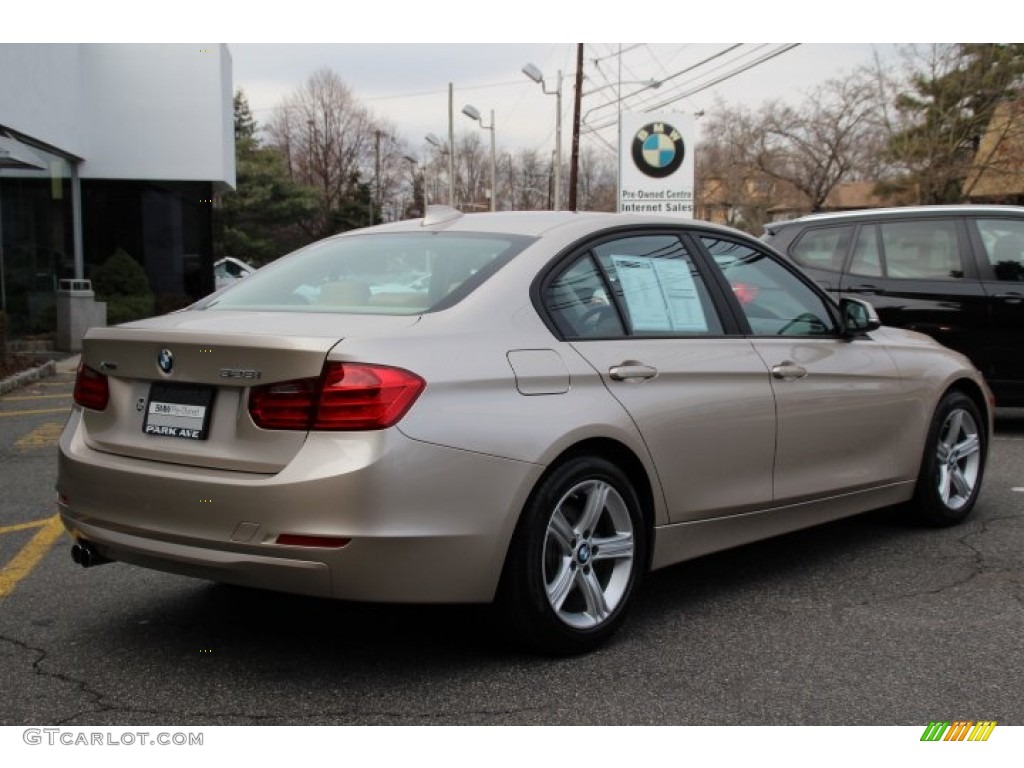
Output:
[{"xmin": 610, "ymin": 255, "xmax": 708, "ymax": 333}]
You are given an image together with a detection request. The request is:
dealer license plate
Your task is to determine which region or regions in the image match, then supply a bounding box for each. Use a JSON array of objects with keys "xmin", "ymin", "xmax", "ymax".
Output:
[{"xmin": 143, "ymin": 383, "xmax": 214, "ymax": 440}]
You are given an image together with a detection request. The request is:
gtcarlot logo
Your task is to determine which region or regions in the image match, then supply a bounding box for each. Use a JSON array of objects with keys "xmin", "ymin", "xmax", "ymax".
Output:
[
  {"xmin": 920, "ymin": 721, "xmax": 997, "ymax": 742},
  {"xmin": 23, "ymin": 729, "xmax": 203, "ymax": 747}
]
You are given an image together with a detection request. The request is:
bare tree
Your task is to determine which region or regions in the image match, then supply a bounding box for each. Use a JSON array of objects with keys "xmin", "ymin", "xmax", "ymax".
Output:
[
  {"xmin": 695, "ymin": 102, "xmax": 768, "ymax": 229},
  {"xmin": 754, "ymin": 73, "xmax": 885, "ymax": 212},
  {"xmin": 267, "ymin": 68, "xmax": 414, "ymax": 233},
  {"xmin": 575, "ymin": 146, "xmax": 617, "ymax": 211}
]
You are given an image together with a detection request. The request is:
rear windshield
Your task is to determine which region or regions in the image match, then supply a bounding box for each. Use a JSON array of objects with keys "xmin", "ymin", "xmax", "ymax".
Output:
[{"xmin": 201, "ymin": 232, "xmax": 533, "ymax": 314}]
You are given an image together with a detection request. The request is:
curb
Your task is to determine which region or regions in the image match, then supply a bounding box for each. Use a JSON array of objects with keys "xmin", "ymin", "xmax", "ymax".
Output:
[{"xmin": 0, "ymin": 360, "xmax": 58, "ymax": 396}]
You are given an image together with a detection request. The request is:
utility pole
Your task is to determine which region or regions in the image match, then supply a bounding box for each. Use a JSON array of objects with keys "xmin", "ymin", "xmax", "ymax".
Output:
[
  {"xmin": 372, "ymin": 129, "xmax": 383, "ymax": 225},
  {"xmin": 568, "ymin": 43, "xmax": 584, "ymax": 212},
  {"xmin": 448, "ymin": 83, "xmax": 456, "ymax": 207}
]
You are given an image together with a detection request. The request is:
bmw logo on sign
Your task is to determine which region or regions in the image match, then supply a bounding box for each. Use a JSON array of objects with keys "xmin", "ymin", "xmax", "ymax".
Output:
[
  {"xmin": 631, "ymin": 122, "xmax": 685, "ymax": 179},
  {"xmin": 157, "ymin": 348, "xmax": 174, "ymax": 374}
]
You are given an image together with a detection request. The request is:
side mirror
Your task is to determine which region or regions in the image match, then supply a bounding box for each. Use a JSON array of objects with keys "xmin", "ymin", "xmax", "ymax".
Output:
[{"xmin": 840, "ymin": 298, "xmax": 881, "ymax": 336}]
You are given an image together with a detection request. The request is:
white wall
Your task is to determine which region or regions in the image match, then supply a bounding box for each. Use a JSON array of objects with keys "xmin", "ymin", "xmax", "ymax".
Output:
[
  {"xmin": 79, "ymin": 44, "xmax": 235, "ymax": 188},
  {"xmin": 0, "ymin": 44, "xmax": 87, "ymax": 157},
  {"xmin": 0, "ymin": 43, "xmax": 234, "ymax": 188}
]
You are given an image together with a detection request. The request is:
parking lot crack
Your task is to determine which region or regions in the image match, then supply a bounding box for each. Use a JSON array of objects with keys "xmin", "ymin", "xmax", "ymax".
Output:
[{"xmin": 0, "ymin": 632, "xmax": 108, "ymax": 723}]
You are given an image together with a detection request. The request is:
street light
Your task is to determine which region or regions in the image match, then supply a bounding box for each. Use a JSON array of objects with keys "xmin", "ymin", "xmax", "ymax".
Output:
[
  {"xmin": 522, "ymin": 63, "xmax": 562, "ymax": 211},
  {"xmin": 402, "ymin": 155, "xmax": 424, "ymax": 218},
  {"xmin": 425, "ymin": 133, "xmax": 451, "ymax": 206},
  {"xmin": 461, "ymin": 104, "xmax": 496, "ymax": 212}
]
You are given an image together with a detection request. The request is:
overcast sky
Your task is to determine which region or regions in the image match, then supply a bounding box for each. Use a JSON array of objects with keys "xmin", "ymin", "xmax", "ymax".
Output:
[
  {"xmin": 14, "ymin": 1, "xmax": 1004, "ymax": 160},
  {"xmin": 231, "ymin": 43, "xmax": 898, "ymax": 158}
]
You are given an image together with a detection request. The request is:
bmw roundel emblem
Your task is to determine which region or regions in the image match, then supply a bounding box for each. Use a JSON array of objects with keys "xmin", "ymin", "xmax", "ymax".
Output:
[
  {"xmin": 157, "ymin": 348, "xmax": 174, "ymax": 374},
  {"xmin": 631, "ymin": 121, "xmax": 685, "ymax": 179}
]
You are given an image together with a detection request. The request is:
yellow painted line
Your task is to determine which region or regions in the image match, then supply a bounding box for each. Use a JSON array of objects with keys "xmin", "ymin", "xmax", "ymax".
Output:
[
  {"xmin": 0, "ymin": 407, "xmax": 70, "ymax": 418},
  {"xmin": 15, "ymin": 422, "xmax": 64, "ymax": 449},
  {"xmin": 0, "ymin": 518, "xmax": 50, "ymax": 536},
  {"xmin": 0, "ymin": 515, "xmax": 66, "ymax": 598},
  {"xmin": 3, "ymin": 393, "xmax": 73, "ymax": 401}
]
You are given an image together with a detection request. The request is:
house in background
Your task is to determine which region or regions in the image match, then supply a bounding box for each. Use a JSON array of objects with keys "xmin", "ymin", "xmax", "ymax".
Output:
[
  {"xmin": 0, "ymin": 44, "xmax": 235, "ymax": 339},
  {"xmin": 965, "ymin": 100, "xmax": 1024, "ymax": 205},
  {"xmin": 697, "ymin": 171, "xmax": 913, "ymax": 234}
]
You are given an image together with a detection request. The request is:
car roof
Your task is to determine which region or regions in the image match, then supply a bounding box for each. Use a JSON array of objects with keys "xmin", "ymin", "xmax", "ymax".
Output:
[
  {"xmin": 327, "ymin": 206, "xmax": 761, "ymax": 242},
  {"xmin": 764, "ymin": 204, "xmax": 1024, "ymax": 234}
]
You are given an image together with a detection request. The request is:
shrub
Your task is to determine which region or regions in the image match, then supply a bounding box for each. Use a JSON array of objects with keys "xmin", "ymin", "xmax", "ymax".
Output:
[{"xmin": 92, "ymin": 248, "xmax": 155, "ymax": 324}]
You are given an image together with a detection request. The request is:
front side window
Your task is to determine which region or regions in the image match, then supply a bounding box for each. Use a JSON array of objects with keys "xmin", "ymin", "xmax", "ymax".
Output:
[
  {"xmin": 879, "ymin": 220, "xmax": 964, "ymax": 280},
  {"xmin": 974, "ymin": 218, "xmax": 1024, "ymax": 281},
  {"xmin": 201, "ymin": 233, "xmax": 531, "ymax": 314},
  {"xmin": 701, "ymin": 236, "xmax": 836, "ymax": 337}
]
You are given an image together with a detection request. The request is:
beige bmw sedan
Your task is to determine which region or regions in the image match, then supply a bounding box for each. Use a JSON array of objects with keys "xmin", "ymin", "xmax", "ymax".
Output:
[{"xmin": 58, "ymin": 209, "xmax": 992, "ymax": 654}]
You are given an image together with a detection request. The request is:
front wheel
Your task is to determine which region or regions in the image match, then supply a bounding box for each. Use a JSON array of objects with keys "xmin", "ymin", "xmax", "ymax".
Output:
[
  {"xmin": 499, "ymin": 456, "xmax": 647, "ymax": 655},
  {"xmin": 910, "ymin": 391, "xmax": 987, "ymax": 527}
]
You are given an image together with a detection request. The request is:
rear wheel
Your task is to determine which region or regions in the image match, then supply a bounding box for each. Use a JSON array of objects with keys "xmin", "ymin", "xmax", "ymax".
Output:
[
  {"xmin": 499, "ymin": 456, "xmax": 647, "ymax": 655},
  {"xmin": 910, "ymin": 391, "xmax": 986, "ymax": 527}
]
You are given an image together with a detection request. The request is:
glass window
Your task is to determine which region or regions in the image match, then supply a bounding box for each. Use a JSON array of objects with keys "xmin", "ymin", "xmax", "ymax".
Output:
[
  {"xmin": 789, "ymin": 225, "xmax": 852, "ymax": 272},
  {"xmin": 203, "ymin": 232, "xmax": 530, "ymax": 315},
  {"xmin": 879, "ymin": 220, "xmax": 964, "ymax": 279},
  {"xmin": 701, "ymin": 236, "xmax": 836, "ymax": 337},
  {"xmin": 593, "ymin": 235, "xmax": 723, "ymax": 336},
  {"xmin": 545, "ymin": 255, "xmax": 624, "ymax": 338},
  {"xmin": 974, "ymin": 218, "xmax": 1024, "ymax": 282},
  {"xmin": 849, "ymin": 224, "xmax": 883, "ymax": 277}
]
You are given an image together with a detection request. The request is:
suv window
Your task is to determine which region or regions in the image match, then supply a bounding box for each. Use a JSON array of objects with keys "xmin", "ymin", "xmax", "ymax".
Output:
[
  {"xmin": 701, "ymin": 236, "xmax": 836, "ymax": 337},
  {"xmin": 879, "ymin": 220, "xmax": 964, "ymax": 280},
  {"xmin": 849, "ymin": 224, "xmax": 883, "ymax": 277},
  {"xmin": 974, "ymin": 218, "xmax": 1024, "ymax": 282},
  {"xmin": 790, "ymin": 225, "xmax": 853, "ymax": 272}
]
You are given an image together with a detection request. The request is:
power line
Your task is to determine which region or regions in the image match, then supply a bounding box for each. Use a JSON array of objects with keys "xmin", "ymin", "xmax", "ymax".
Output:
[{"xmin": 583, "ymin": 44, "xmax": 801, "ymax": 133}]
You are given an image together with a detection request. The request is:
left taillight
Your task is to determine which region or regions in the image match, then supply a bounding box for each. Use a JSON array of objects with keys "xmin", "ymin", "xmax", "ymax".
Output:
[
  {"xmin": 73, "ymin": 363, "xmax": 109, "ymax": 411},
  {"xmin": 248, "ymin": 362, "xmax": 425, "ymax": 431}
]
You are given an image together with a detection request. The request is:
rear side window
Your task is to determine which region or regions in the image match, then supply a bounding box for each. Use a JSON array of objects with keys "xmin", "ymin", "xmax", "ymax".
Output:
[
  {"xmin": 879, "ymin": 220, "xmax": 964, "ymax": 280},
  {"xmin": 974, "ymin": 218, "xmax": 1024, "ymax": 281},
  {"xmin": 544, "ymin": 234, "xmax": 723, "ymax": 338},
  {"xmin": 789, "ymin": 225, "xmax": 853, "ymax": 272}
]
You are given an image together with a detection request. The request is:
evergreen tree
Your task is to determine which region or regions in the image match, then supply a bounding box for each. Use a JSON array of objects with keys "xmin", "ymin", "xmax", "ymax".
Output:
[
  {"xmin": 217, "ymin": 90, "xmax": 320, "ymax": 264},
  {"xmin": 885, "ymin": 44, "xmax": 1024, "ymax": 203}
]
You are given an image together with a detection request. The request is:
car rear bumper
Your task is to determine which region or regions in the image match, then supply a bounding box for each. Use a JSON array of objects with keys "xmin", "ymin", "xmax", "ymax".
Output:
[{"xmin": 57, "ymin": 410, "xmax": 543, "ymax": 603}]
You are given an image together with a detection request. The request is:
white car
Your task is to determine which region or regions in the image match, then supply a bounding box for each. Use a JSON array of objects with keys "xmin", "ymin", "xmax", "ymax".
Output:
[{"xmin": 213, "ymin": 257, "xmax": 256, "ymax": 291}]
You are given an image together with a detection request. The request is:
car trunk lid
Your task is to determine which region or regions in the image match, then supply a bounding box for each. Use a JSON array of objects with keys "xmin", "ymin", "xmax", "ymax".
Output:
[{"xmin": 76, "ymin": 311, "xmax": 420, "ymax": 473}]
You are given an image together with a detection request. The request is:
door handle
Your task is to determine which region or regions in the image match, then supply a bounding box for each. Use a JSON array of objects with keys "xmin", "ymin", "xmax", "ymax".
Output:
[
  {"xmin": 609, "ymin": 363, "xmax": 658, "ymax": 382},
  {"xmin": 771, "ymin": 361, "xmax": 808, "ymax": 381},
  {"xmin": 994, "ymin": 292, "xmax": 1023, "ymax": 304},
  {"xmin": 847, "ymin": 283, "xmax": 880, "ymax": 294}
]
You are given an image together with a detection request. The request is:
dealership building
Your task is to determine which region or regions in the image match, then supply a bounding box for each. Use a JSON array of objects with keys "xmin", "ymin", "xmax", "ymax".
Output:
[{"xmin": 0, "ymin": 44, "xmax": 235, "ymax": 339}]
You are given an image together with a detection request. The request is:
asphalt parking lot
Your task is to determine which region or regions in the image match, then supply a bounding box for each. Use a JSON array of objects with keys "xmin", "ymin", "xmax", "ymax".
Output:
[{"xmin": 1, "ymin": 363, "xmax": 1022, "ymax": 726}]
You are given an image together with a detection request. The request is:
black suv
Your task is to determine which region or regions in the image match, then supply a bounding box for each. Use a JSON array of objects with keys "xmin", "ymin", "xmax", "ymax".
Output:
[{"xmin": 764, "ymin": 205, "xmax": 1024, "ymax": 406}]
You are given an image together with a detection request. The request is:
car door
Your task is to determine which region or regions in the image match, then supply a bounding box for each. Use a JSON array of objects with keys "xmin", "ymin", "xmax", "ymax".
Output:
[
  {"xmin": 698, "ymin": 234, "xmax": 911, "ymax": 504},
  {"xmin": 838, "ymin": 217, "xmax": 992, "ymax": 374},
  {"xmin": 540, "ymin": 232, "xmax": 777, "ymax": 524},
  {"xmin": 968, "ymin": 215, "xmax": 1024, "ymax": 403}
]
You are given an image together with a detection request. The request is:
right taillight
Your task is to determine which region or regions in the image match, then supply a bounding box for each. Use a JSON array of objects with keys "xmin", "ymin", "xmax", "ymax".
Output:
[
  {"xmin": 248, "ymin": 362, "xmax": 425, "ymax": 431},
  {"xmin": 73, "ymin": 363, "xmax": 109, "ymax": 411}
]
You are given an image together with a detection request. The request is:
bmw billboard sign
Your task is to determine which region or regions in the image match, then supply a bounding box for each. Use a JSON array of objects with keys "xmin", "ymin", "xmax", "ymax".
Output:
[{"xmin": 618, "ymin": 113, "xmax": 695, "ymax": 217}]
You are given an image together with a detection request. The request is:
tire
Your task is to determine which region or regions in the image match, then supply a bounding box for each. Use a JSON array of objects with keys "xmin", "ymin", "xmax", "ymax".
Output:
[
  {"xmin": 499, "ymin": 455, "xmax": 647, "ymax": 655},
  {"xmin": 909, "ymin": 391, "xmax": 987, "ymax": 527}
]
